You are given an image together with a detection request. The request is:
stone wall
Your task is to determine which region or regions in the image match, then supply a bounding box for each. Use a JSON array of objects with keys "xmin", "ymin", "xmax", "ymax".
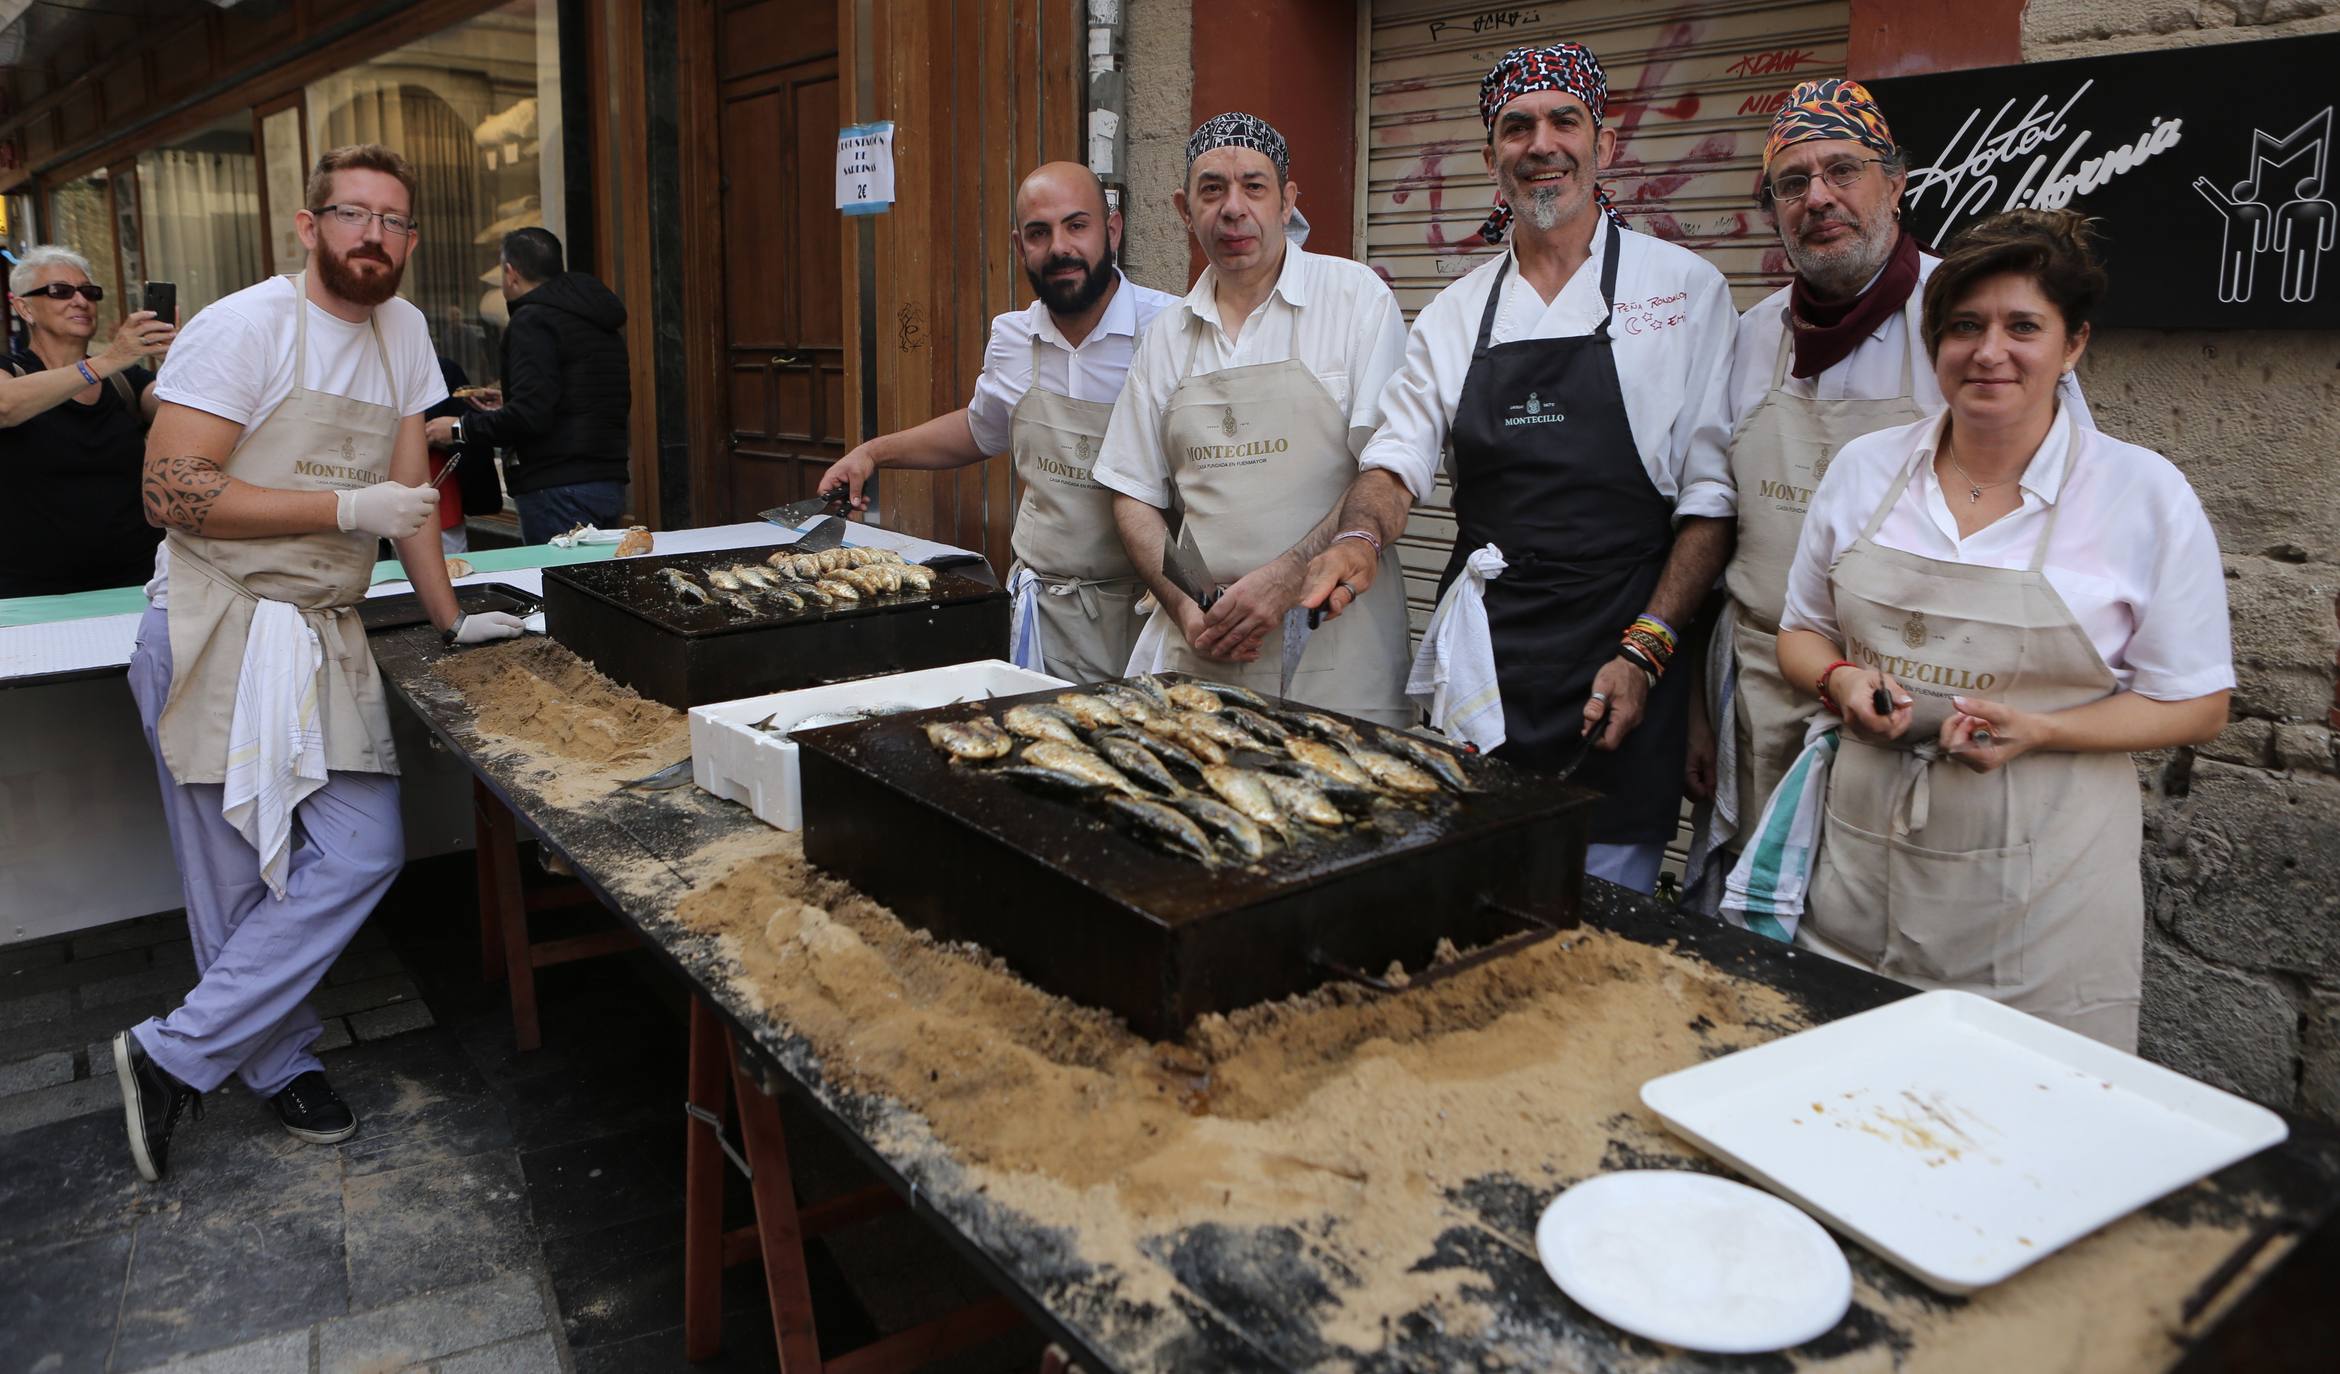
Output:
[
  {"xmin": 1118, "ymin": 0, "xmax": 1195, "ymax": 294},
  {"xmin": 2021, "ymin": 0, "xmax": 2340, "ymax": 1119}
]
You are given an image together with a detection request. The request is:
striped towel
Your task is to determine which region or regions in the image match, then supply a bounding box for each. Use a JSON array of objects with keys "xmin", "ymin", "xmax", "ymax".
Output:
[
  {"xmin": 1679, "ymin": 618, "xmax": 1743, "ymax": 915},
  {"xmin": 1406, "ymin": 544, "xmax": 1507, "ymax": 753},
  {"xmin": 221, "ymin": 599, "xmax": 328, "ymax": 899},
  {"xmin": 1719, "ymin": 720, "xmax": 1839, "ymax": 942},
  {"xmin": 1007, "ymin": 566, "xmax": 1045, "ymax": 671}
]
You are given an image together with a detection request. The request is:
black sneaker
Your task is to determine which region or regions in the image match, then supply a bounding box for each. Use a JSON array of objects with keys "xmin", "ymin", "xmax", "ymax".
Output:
[
  {"xmin": 114, "ymin": 1031, "xmax": 201, "ymax": 1183},
  {"xmin": 270, "ymin": 1070, "xmax": 358, "ymax": 1145}
]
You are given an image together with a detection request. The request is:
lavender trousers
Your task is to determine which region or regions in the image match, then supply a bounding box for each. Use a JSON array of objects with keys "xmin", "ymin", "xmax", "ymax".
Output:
[{"xmin": 126, "ymin": 606, "xmax": 405, "ymax": 1096}]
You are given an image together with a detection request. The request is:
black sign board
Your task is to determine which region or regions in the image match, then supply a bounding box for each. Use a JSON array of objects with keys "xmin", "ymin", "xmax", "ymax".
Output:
[{"xmin": 1871, "ymin": 34, "xmax": 2335, "ymax": 330}]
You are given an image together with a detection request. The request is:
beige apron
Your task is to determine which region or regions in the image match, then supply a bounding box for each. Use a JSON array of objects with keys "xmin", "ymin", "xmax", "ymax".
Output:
[
  {"xmin": 1006, "ymin": 339, "xmax": 1142, "ymax": 685},
  {"xmin": 157, "ymin": 273, "xmax": 402, "ymax": 785},
  {"xmin": 1800, "ymin": 413, "xmax": 2143, "ymax": 1049},
  {"xmin": 1142, "ymin": 321, "xmax": 1410, "ymax": 723},
  {"xmin": 1721, "ymin": 294, "xmax": 1928, "ymax": 828}
]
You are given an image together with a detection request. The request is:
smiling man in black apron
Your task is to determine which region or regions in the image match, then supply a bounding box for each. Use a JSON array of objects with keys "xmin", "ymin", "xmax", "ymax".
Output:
[
  {"xmin": 1300, "ymin": 45, "xmax": 1738, "ymax": 893},
  {"xmin": 818, "ymin": 163, "xmax": 1177, "ymax": 685},
  {"xmin": 113, "ymin": 145, "xmax": 524, "ymax": 1182},
  {"xmin": 1678, "ymin": 80, "xmax": 2093, "ymax": 911},
  {"xmin": 1093, "ymin": 113, "xmax": 1411, "ymax": 723}
]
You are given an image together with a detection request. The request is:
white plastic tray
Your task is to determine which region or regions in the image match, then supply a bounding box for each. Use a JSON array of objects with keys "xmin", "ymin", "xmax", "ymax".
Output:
[
  {"xmin": 689, "ymin": 661, "xmax": 1068, "ymax": 831},
  {"xmin": 1640, "ymin": 990, "xmax": 2289, "ymax": 1293}
]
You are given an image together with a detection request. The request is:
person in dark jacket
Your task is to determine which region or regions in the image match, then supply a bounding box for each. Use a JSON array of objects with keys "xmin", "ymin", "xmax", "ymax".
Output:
[{"xmin": 427, "ymin": 228, "xmax": 630, "ymax": 543}]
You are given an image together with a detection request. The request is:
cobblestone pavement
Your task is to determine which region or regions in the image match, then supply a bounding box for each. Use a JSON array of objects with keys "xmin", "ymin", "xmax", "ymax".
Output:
[{"xmin": 1, "ymin": 853, "xmax": 1044, "ymax": 1373}]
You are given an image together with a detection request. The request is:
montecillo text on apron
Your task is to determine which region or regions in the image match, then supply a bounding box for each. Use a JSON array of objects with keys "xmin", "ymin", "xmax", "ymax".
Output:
[
  {"xmin": 1845, "ymin": 630, "xmax": 2001, "ymax": 692},
  {"xmin": 1182, "ymin": 435, "xmax": 1289, "ymax": 468}
]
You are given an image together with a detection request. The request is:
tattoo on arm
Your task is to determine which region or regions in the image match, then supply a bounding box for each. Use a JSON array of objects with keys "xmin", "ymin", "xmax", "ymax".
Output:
[{"xmin": 143, "ymin": 455, "xmax": 232, "ymax": 533}]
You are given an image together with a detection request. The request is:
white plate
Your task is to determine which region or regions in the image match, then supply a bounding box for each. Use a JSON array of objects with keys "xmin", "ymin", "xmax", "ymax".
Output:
[
  {"xmin": 1641, "ymin": 990, "xmax": 2290, "ymax": 1293},
  {"xmin": 1535, "ymin": 1171, "xmax": 1851, "ymax": 1354}
]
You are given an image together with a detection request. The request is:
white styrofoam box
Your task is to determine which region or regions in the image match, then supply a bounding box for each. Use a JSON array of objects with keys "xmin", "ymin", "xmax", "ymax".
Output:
[{"xmin": 689, "ymin": 660, "xmax": 1070, "ymax": 830}]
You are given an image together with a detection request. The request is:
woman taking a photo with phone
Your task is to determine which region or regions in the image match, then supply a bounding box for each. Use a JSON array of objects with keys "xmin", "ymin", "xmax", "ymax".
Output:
[
  {"xmin": 1772, "ymin": 210, "xmax": 2231, "ymax": 1051},
  {"xmin": 0, "ymin": 246, "xmax": 176, "ymax": 597}
]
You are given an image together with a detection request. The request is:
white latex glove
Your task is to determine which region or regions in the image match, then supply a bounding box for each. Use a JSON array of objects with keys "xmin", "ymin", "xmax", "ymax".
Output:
[
  {"xmin": 449, "ymin": 611, "xmax": 528, "ymax": 645},
  {"xmin": 336, "ymin": 481, "xmax": 439, "ymax": 539}
]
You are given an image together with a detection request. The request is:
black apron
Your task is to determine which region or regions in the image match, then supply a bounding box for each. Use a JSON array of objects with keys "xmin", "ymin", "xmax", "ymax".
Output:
[{"xmin": 1436, "ymin": 219, "xmax": 1690, "ymax": 845}]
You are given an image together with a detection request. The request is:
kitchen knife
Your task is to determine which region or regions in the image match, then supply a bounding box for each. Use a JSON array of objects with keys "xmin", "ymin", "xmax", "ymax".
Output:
[
  {"xmin": 792, "ymin": 514, "xmax": 851, "ymax": 552},
  {"xmin": 1552, "ymin": 712, "xmax": 1610, "ymax": 784},
  {"xmin": 1161, "ymin": 523, "xmax": 1218, "ymax": 611},
  {"xmin": 1279, "ymin": 607, "xmax": 1313, "ymax": 697},
  {"xmin": 758, "ymin": 484, "xmax": 850, "ymax": 529}
]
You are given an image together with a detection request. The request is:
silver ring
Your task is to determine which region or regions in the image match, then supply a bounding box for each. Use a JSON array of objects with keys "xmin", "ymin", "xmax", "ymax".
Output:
[
  {"xmin": 1337, "ymin": 580, "xmax": 1358, "ymax": 598},
  {"xmin": 1590, "ymin": 691, "xmax": 1610, "ymax": 704}
]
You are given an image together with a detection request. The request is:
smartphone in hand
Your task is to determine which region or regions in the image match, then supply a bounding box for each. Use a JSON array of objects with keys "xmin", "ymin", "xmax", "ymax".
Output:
[{"xmin": 141, "ymin": 281, "xmax": 177, "ymax": 325}]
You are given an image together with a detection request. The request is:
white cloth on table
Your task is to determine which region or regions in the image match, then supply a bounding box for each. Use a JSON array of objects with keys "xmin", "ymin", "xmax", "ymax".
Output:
[
  {"xmin": 220, "ymin": 597, "xmax": 329, "ymax": 899},
  {"xmin": 1404, "ymin": 543, "xmax": 1507, "ymax": 753}
]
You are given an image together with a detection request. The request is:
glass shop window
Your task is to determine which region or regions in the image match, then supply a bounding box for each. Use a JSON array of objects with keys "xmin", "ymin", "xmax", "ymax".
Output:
[
  {"xmin": 306, "ymin": 0, "xmax": 565, "ymax": 392},
  {"xmin": 135, "ymin": 113, "xmax": 266, "ymax": 322},
  {"xmin": 44, "ymin": 172, "xmax": 124, "ymax": 335}
]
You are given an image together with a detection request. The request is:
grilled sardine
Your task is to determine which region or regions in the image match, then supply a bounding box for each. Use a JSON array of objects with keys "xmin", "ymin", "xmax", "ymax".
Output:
[
  {"xmin": 1200, "ymin": 765, "xmax": 1292, "ymax": 840},
  {"xmin": 1373, "ymin": 727, "xmax": 1475, "ymax": 792},
  {"xmin": 813, "ymin": 577, "xmax": 861, "ymax": 603},
  {"xmin": 1094, "ymin": 732, "xmax": 1181, "ymax": 795},
  {"xmin": 1166, "ymin": 683, "xmax": 1222, "ymax": 713},
  {"xmin": 1003, "ymin": 704, "xmax": 1085, "ymax": 747},
  {"xmin": 925, "ymin": 718, "xmax": 1012, "ymax": 761},
  {"xmin": 1141, "ymin": 716, "xmax": 1228, "ymax": 765},
  {"xmin": 1053, "ymin": 693, "xmax": 1126, "ymax": 731},
  {"xmin": 659, "ymin": 569, "xmax": 712, "ymax": 605},
  {"xmin": 1176, "ymin": 709, "xmax": 1257, "ymax": 753},
  {"xmin": 1022, "ymin": 741, "xmax": 1139, "ymax": 795},
  {"xmin": 1219, "ymin": 705, "xmax": 1290, "ymax": 746},
  {"xmin": 1097, "ymin": 685, "xmax": 1166, "ymax": 727},
  {"xmin": 1099, "ymin": 795, "xmax": 1216, "ymax": 864},
  {"xmin": 1257, "ymin": 771, "xmax": 1343, "ymax": 827},
  {"xmin": 1287, "ymin": 737, "xmax": 1375, "ymax": 790},
  {"xmin": 1172, "ymin": 793, "xmax": 1268, "ymax": 862},
  {"xmin": 1191, "ymin": 680, "xmax": 1272, "ymax": 711},
  {"xmin": 1348, "ymin": 748, "xmax": 1442, "ymax": 796}
]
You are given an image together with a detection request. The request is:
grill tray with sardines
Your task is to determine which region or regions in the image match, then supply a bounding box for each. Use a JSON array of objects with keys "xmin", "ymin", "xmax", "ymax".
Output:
[
  {"xmin": 542, "ymin": 547, "xmax": 1007, "ymax": 709},
  {"xmin": 795, "ymin": 674, "xmax": 1598, "ymax": 1038}
]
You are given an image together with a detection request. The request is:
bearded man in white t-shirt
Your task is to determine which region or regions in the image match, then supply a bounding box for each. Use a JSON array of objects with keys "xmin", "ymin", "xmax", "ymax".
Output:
[{"xmin": 112, "ymin": 144, "xmax": 525, "ymax": 1183}]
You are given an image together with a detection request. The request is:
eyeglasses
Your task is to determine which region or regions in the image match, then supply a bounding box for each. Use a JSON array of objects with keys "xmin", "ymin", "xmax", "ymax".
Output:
[
  {"xmin": 21, "ymin": 282, "xmax": 104, "ymax": 301},
  {"xmin": 311, "ymin": 204, "xmax": 419, "ymax": 237},
  {"xmin": 1766, "ymin": 158, "xmax": 1890, "ymax": 205}
]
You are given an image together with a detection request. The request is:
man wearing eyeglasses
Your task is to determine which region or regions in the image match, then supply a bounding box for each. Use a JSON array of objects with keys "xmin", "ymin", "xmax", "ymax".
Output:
[
  {"xmin": 112, "ymin": 144, "xmax": 525, "ymax": 1183},
  {"xmin": 1678, "ymin": 80, "xmax": 2089, "ymax": 910}
]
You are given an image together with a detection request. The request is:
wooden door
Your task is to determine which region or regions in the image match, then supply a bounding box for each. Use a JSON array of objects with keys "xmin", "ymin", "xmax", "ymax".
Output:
[{"xmin": 714, "ymin": 0, "xmax": 844, "ymax": 522}]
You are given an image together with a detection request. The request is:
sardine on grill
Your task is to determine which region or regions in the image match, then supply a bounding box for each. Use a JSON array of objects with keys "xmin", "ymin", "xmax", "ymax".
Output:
[
  {"xmin": 1106, "ymin": 726, "xmax": 1206, "ymax": 778},
  {"xmin": 1126, "ymin": 675, "xmax": 1176, "ymax": 710},
  {"xmin": 1171, "ymin": 793, "xmax": 1268, "ymax": 863},
  {"xmin": 1098, "ymin": 794, "xmax": 1216, "ymax": 864},
  {"xmin": 1191, "ymin": 680, "xmax": 1272, "ymax": 711},
  {"xmin": 1003, "ymin": 704, "xmax": 1085, "ymax": 746},
  {"xmin": 813, "ymin": 576, "xmax": 861, "ymax": 603},
  {"xmin": 1052, "ymin": 693, "xmax": 1127, "ymax": 732},
  {"xmin": 1141, "ymin": 715, "xmax": 1228, "ymax": 765},
  {"xmin": 1348, "ymin": 748, "xmax": 1443, "ymax": 796},
  {"xmin": 1176, "ymin": 709, "xmax": 1257, "ymax": 754},
  {"xmin": 1282, "ymin": 709, "xmax": 1366, "ymax": 753},
  {"xmin": 1372, "ymin": 727, "xmax": 1476, "ymax": 792},
  {"xmin": 1093, "ymin": 732, "xmax": 1181, "ymax": 795},
  {"xmin": 1098, "ymin": 685, "xmax": 1166, "ymax": 727},
  {"xmin": 924, "ymin": 718, "xmax": 1012, "ymax": 761},
  {"xmin": 895, "ymin": 564, "xmax": 935, "ymax": 592},
  {"xmin": 1021, "ymin": 741, "xmax": 1139, "ymax": 795},
  {"xmin": 1286, "ymin": 737, "xmax": 1376, "ymax": 791},
  {"xmin": 707, "ymin": 567, "xmax": 743, "ymax": 592},
  {"xmin": 1257, "ymin": 770, "xmax": 1343, "ymax": 827},
  {"xmin": 997, "ymin": 764, "xmax": 1115, "ymax": 800},
  {"xmin": 1200, "ymin": 765, "xmax": 1293, "ymax": 841},
  {"xmin": 1219, "ymin": 705, "xmax": 1290, "ymax": 746},
  {"xmin": 1165, "ymin": 683, "xmax": 1222, "ymax": 713},
  {"xmin": 659, "ymin": 569, "xmax": 713, "ymax": 605}
]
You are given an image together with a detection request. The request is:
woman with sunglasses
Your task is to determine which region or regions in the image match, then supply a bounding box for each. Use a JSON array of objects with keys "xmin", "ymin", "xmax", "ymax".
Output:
[{"xmin": 0, "ymin": 245, "xmax": 176, "ymax": 597}]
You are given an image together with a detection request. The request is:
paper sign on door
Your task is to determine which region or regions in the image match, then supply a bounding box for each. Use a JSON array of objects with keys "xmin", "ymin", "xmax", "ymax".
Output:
[{"xmin": 836, "ymin": 122, "xmax": 896, "ymax": 216}]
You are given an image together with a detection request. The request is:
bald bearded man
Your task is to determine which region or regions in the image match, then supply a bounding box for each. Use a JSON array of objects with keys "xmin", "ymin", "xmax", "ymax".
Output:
[{"xmin": 819, "ymin": 162, "xmax": 1177, "ymax": 684}]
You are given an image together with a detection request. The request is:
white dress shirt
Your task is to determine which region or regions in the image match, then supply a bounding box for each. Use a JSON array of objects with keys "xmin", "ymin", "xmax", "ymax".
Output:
[
  {"xmin": 1782, "ymin": 409, "xmax": 2234, "ymax": 702},
  {"xmin": 1683, "ymin": 252, "xmax": 2094, "ymax": 504},
  {"xmin": 1356, "ymin": 220, "xmax": 1737, "ymax": 520},
  {"xmin": 964, "ymin": 270, "xmax": 1181, "ymax": 454},
  {"xmin": 1092, "ymin": 247, "xmax": 1408, "ymax": 508}
]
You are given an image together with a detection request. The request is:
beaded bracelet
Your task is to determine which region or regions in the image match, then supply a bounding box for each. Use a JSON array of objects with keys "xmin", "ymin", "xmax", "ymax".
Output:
[{"xmin": 1814, "ymin": 658, "xmax": 1861, "ymax": 713}]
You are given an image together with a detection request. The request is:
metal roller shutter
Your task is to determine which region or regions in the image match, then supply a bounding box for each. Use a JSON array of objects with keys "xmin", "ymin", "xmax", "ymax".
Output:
[{"xmin": 1363, "ymin": 0, "xmax": 1850, "ymax": 880}]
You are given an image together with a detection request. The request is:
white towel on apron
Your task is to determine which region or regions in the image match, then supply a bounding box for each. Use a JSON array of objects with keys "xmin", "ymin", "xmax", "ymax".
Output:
[
  {"xmin": 221, "ymin": 598, "xmax": 329, "ymax": 899},
  {"xmin": 1007, "ymin": 566, "xmax": 1045, "ymax": 671},
  {"xmin": 1718, "ymin": 717, "xmax": 1838, "ymax": 941},
  {"xmin": 1123, "ymin": 594, "xmax": 1177, "ymax": 676},
  {"xmin": 1405, "ymin": 544, "xmax": 1507, "ymax": 753}
]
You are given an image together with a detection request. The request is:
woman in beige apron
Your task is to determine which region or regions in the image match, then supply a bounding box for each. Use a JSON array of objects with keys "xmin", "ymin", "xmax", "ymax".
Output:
[
  {"xmin": 1129, "ymin": 319, "xmax": 1411, "ymax": 723},
  {"xmin": 1795, "ymin": 411, "xmax": 2148, "ymax": 1047},
  {"xmin": 1007, "ymin": 339, "xmax": 1144, "ymax": 685},
  {"xmin": 1719, "ymin": 294, "xmax": 1926, "ymax": 831}
]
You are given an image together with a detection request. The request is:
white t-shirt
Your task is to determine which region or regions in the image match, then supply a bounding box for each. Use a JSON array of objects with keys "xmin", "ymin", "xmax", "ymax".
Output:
[
  {"xmin": 964, "ymin": 271, "xmax": 1180, "ymax": 454},
  {"xmin": 144, "ymin": 276, "xmax": 446, "ymax": 604},
  {"xmin": 1092, "ymin": 247, "xmax": 1408, "ymax": 508},
  {"xmin": 1356, "ymin": 221, "xmax": 1739, "ymax": 520},
  {"xmin": 1781, "ymin": 409, "xmax": 2234, "ymax": 702}
]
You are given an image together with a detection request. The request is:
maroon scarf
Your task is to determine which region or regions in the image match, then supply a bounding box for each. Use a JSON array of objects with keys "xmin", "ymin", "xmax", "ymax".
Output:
[{"xmin": 1788, "ymin": 227, "xmax": 1919, "ymax": 379}]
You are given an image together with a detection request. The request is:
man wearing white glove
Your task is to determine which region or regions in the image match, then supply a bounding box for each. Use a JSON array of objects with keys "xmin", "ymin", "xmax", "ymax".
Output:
[{"xmin": 114, "ymin": 144, "xmax": 524, "ymax": 1184}]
